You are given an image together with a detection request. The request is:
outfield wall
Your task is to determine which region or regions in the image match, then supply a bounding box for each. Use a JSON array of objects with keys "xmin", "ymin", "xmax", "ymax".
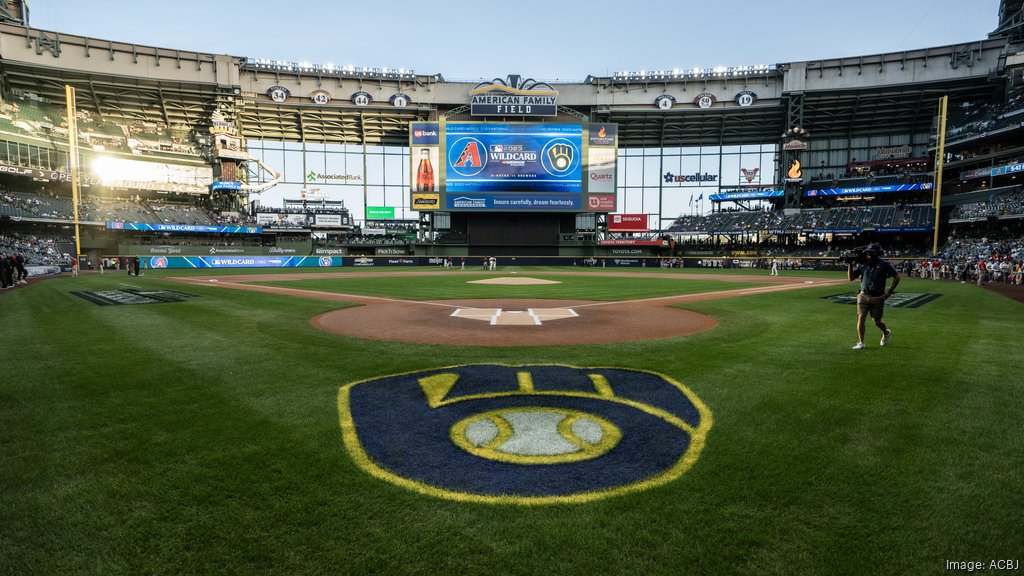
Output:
[{"xmin": 142, "ymin": 255, "xmax": 876, "ymax": 271}]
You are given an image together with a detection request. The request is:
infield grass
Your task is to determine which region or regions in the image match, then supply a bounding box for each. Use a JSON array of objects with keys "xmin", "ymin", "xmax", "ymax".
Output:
[
  {"xmin": 254, "ymin": 272, "xmax": 771, "ymax": 301},
  {"xmin": 1, "ymin": 270, "xmax": 1021, "ymax": 575}
]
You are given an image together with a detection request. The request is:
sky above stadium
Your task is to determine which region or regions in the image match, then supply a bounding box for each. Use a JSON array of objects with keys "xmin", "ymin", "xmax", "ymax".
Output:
[{"xmin": 32, "ymin": 0, "xmax": 1001, "ymax": 81}]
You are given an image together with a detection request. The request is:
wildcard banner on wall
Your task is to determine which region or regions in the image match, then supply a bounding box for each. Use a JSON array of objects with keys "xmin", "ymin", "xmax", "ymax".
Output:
[
  {"xmin": 108, "ymin": 222, "xmax": 263, "ymax": 234},
  {"xmin": 145, "ymin": 256, "xmax": 345, "ymax": 269}
]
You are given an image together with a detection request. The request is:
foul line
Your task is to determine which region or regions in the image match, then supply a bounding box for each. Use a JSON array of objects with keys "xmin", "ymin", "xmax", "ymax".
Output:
[{"xmin": 573, "ymin": 279, "xmax": 847, "ymax": 308}]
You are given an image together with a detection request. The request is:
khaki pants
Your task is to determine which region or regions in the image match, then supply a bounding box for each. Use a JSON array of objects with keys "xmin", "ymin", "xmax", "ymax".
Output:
[{"xmin": 856, "ymin": 292, "xmax": 885, "ymax": 319}]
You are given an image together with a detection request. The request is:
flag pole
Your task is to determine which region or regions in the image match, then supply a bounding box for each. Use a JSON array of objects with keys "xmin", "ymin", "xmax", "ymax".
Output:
[
  {"xmin": 65, "ymin": 85, "xmax": 82, "ymax": 260},
  {"xmin": 932, "ymin": 95, "xmax": 948, "ymax": 256}
]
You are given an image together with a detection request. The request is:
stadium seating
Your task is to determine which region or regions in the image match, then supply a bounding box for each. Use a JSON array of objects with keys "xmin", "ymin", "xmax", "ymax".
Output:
[
  {"xmin": 0, "ymin": 191, "xmax": 74, "ymax": 219},
  {"xmin": 0, "ymin": 232, "xmax": 73, "ymax": 265},
  {"xmin": 149, "ymin": 204, "xmax": 217, "ymax": 225},
  {"xmin": 939, "ymin": 95, "xmax": 1024, "ymax": 144},
  {"xmin": 666, "ymin": 204, "xmax": 935, "ymax": 236},
  {"xmin": 950, "ymin": 190, "xmax": 1024, "ymax": 221}
]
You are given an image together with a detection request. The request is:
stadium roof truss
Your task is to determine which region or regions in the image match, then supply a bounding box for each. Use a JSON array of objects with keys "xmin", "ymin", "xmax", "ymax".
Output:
[
  {"xmin": 798, "ymin": 81, "xmax": 998, "ymax": 139},
  {"xmin": 0, "ymin": 22, "xmax": 1010, "ymax": 151},
  {"xmin": 0, "ymin": 61, "xmax": 216, "ymax": 130},
  {"xmin": 993, "ymin": 0, "xmax": 1024, "ymax": 42},
  {"xmin": 237, "ymin": 103, "xmax": 434, "ymax": 146}
]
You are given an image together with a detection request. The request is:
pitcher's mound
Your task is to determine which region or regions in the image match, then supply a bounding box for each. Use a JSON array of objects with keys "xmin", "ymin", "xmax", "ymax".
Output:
[{"xmin": 468, "ymin": 277, "xmax": 562, "ymax": 285}]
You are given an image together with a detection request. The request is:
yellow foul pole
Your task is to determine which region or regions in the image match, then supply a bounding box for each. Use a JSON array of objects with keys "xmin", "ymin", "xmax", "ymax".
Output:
[
  {"xmin": 932, "ymin": 95, "xmax": 948, "ymax": 256},
  {"xmin": 65, "ymin": 85, "xmax": 82, "ymax": 259}
]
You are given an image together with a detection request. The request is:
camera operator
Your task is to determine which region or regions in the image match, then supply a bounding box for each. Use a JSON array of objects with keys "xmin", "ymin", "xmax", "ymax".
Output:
[{"xmin": 846, "ymin": 243, "xmax": 900, "ymax": 350}]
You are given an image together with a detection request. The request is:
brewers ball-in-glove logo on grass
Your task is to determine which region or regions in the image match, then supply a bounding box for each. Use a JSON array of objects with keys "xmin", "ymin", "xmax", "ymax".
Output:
[{"xmin": 338, "ymin": 364, "xmax": 712, "ymax": 504}]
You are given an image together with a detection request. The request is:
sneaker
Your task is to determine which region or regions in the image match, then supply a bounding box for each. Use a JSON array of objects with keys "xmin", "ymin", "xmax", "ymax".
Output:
[
  {"xmin": 881, "ymin": 330, "xmax": 891, "ymax": 347},
  {"xmin": 852, "ymin": 342, "xmax": 865, "ymax": 350}
]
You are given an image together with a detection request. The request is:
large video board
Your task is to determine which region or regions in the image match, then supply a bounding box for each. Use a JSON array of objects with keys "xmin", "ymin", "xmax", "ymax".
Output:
[{"xmin": 410, "ymin": 121, "xmax": 617, "ymax": 212}]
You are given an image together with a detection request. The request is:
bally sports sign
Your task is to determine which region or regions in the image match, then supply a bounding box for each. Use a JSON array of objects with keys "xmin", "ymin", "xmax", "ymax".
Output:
[{"xmin": 608, "ymin": 213, "xmax": 649, "ymax": 233}]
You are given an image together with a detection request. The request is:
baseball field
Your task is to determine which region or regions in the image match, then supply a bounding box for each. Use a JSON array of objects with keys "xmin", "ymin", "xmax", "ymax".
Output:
[{"xmin": 1, "ymin": 266, "xmax": 1021, "ymax": 575}]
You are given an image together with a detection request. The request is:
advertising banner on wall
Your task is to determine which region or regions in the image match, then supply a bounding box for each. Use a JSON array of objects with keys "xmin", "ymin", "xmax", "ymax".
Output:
[
  {"xmin": 599, "ymin": 239, "xmax": 668, "ymax": 247},
  {"xmin": 608, "ymin": 214, "xmax": 649, "ymax": 232},
  {"xmin": 991, "ymin": 162, "xmax": 1024, "ymax": 176},
  {"xmin": 410, "ymin": 122, "xmax": 440, "ymax": 206},
  {"xmin": 256, "ymin": 213, "xmax": 310, "ymax": 227},
  {"xmin": 586, "ymin": 123, "xmax": 618, "ymax": 212},
  {"xmin": 445, "ymin": 194, "xmax": 581, "ymax": 211},
  {"xmin": 93, "ymin": 157, "xmax": 213, "ymax": 193},
  {"xmin": 588, "ymin": 147, "xmax": 616, "ymax": 194},
  {"xmin": 709, "ymin": 189, "xmax": 784, "ymax": 202},
  {"xmin": 314, "ymin": 214, "xmax": 343, "ymax": 227},
  {"xmin": 366, "ymin": 206, "xmax": 396, "ymax": 219},
  {"xmin": 0, "ymin": 161, "xmax": 102, "ymax": 186},
  {"xmin": 803, "ymin": 183, "xmax": 933, "ymax": 197},
  {"xmin": 145, "ymin": 255, "xmax": 344, "ymax": 269},
  {"xmin": 107, "ymin": 222, "xmax": 262, "ymax": 234},
  {"xmin": 121, "ymin": 245, "xmax": 306, "ymax": 256}
]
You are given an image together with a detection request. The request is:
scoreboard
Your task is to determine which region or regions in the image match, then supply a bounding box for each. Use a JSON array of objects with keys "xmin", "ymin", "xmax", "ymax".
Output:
[{"xmin": 410, "ymin": 121, "xmax": 617, "ymax": 212}]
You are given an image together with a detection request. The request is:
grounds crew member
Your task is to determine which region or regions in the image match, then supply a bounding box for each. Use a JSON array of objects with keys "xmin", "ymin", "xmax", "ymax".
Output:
[{"xmin": 846, "ymin": 243, "xmax": 900, "ymax": 350}]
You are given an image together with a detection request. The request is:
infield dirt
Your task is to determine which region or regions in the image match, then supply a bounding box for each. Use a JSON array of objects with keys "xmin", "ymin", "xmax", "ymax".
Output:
[{"xmin": 170, "ymin": 271, "xmax": 845, "ymax": 346}]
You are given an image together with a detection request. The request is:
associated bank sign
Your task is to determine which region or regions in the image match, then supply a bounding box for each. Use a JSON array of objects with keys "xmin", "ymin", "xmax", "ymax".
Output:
[
  {"xmin": 307, "ymin": 170, "xmax": 362, "ymax": 182},
  {"xmin": 470, "ymin": 75, "xmax": 558, "ymax": 116}
]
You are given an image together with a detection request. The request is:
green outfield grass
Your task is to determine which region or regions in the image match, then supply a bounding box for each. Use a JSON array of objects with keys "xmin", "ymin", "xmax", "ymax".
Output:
[{"xmin": 1, "ymin": 270, "xmax": 1021, "ymax": 575}]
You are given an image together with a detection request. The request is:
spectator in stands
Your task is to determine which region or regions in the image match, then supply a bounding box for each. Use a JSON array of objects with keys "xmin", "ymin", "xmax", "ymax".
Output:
[
  {"xmin": 847, "ymin": 243, "xmax": 900, "ymax": 350},
  {"xmin": 0, "ymin": 252, "xmax": 12, "ymax": 289}
]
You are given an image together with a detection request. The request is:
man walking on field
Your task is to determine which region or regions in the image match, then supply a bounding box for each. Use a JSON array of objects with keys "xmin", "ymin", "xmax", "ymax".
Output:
[{"xmin": 847, "ymin": 243, "xmax": 900, "ymax": 350}]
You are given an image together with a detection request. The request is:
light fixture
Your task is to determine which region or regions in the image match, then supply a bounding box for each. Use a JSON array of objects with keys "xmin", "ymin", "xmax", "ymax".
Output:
[{"xmin": 241, "ymin": 58, "xmax": 416, "ymax": 79}]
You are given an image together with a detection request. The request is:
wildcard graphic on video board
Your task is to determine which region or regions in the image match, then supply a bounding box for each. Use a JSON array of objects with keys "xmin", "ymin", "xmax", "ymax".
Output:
[
  {"xmin": 445, "ymin": 123, "xmax": 582, "ymax": 193},
  {"xmin": 410, "ymin": 122, "xmax": 617, "ymax": 212}
]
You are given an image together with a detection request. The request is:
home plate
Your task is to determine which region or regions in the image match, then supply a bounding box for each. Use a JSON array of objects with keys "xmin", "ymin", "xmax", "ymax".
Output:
[
  {"xmin": 451, "ymin": 307, "xmax": 579, "ymax": 326},
  {"xmin": 468, "ymin": 277, "xmax": 561, "ymax": 285}
]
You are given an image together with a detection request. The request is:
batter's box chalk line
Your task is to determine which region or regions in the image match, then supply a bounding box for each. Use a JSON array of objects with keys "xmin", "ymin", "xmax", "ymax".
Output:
[{"xmin": 450, "ymin": 307, "xmax": 579, "ymax": 326}]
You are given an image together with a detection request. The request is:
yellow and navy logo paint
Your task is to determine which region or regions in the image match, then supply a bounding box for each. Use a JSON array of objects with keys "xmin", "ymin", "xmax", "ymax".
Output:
[{"xmin": 337, "ymin": 364, "xmax": 712, "ymax": 505}]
